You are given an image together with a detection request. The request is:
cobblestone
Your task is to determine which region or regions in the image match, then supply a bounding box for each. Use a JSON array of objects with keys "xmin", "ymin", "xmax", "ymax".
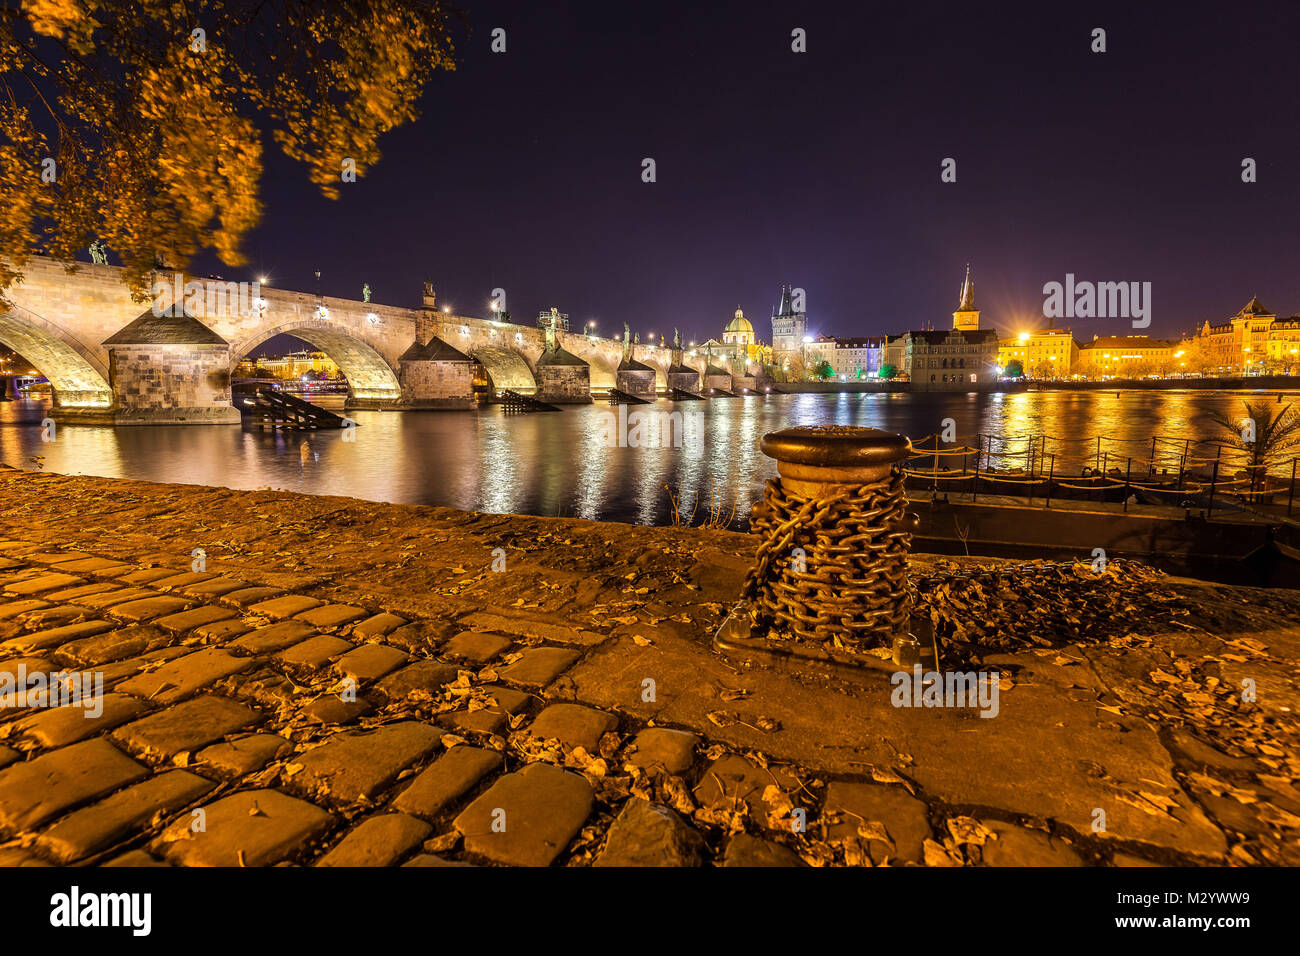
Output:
[
  {"xmin": 392, "ymin": 745, "xmax": 502, "ymax": 818},
  {"xmin": 0, "ymin": 738, "xmax": 148, "ymax": 832},
  {"xmin": 823, "ymin": 782, "xmax": 932, "ymax": 865},
  {"xmin": 153, "ymin": 605, "xmax": 239, "ymax": 633},
  {"xmin": 295, "ymin": 603, "xmax": 368, "ymax": 629},
  {"xmin": 275, "ymin": 635, "xmax": 353, "ymax": 668},
  {"xmin": 499, "ymin": 647, "xmax": 580, "ymax": 688},
  {"xmin": 115, "ymin": 648, "xmax": 251, "ymax": 703},
  {"xmin": 594, "ymin": 798, "xmax": 704, "ymax": 866},
  {"xmin": 374, "ymin": 660, "xmax": 458, "ymax": 701},
  {"xmin": 353, "ymin": 613, "xmax": 408, "ymax": 639},
  {"xmin": 526, "ymin": 703, "xmax": 617, "ymax": 752},
  {"xmin": 196, "ymin": 734, "xmax": 291, "ymax": 777},
  {"xmin": 113, "ymin": 694, "xmax": 262, "ymax": 758},
  {"xmin": 36, "ymin": 770, "xmax": 215, "ymax": 863},
  {"xmin": 287, "ymin": 721, "xmax": 440, "ymax": 806},
  {"xmin": 152, "ymin": 788, "xmax": 331, "ymax": 866},
  {"xmin": 16, "ymin": 692, "xmax": 147, "ymax": 747},
  {"xmin": 2, "ymin": 620, "xmax": 114, "ymax": 653},
  {"xmin": 250, "ymin": 595, "xmax": 323, "ymax": 619},
  {"xmin": 442, "ymin": 630, "xmax": 512, "ymax": 663},
  {"xmin": 454, "ymin": 762, "xmax": 594, "ymax": 866},
  {"xmin": 107, "ymin": 595, "xmax": 192, "ymax": 623},
  {"xmin": 5, "ymin": 573, "xmax": 84, "ymax": 596},
  {"xmin": 314, "ymin": 812, "xmax": 431, "ymax": 867},
  {"xmin": 1, "ymin": 470, "xmax": 1292, "ymax": 868},
  {"xmin": 229, "ymin": 620, "xmax": 318, "ymax": 653},
  {"xmin": 627, "ymin": 727, "xmax": 699, "ymax": 775},
  {"xmin": 333, "ymin": 643, "xmax": 408, "ymax": 683}
]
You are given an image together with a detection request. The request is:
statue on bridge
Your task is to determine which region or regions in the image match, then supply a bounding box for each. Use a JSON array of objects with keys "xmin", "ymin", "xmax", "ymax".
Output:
[
  {"xmin": 89, "ymin": 240, "xmax": 107, "ymax": 265},
  {"xmin": 362, "ymin": 283, "xmax": 371, "ymax": 303},
  {"xmin": 544, "ymin": 309, "xmax": 559, "ymax": 353},
  {"xmin": 673, "ymin": 328, "xmax": 681, "ymax": 350},
  {"xmin": 622, "ymin": 322, "xmax": 631, "ymax": 364}
]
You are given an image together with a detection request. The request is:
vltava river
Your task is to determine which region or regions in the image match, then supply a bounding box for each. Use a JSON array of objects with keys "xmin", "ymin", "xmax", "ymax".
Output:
[{"xmin": 2, "ymin": 390, "xmax": 1295, "ymax": 527}]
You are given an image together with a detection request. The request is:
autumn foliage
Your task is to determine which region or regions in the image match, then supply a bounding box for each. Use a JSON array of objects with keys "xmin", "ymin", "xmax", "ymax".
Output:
[{"xmin": 0, "ymin": 0, "xmax": 460, "ymax": 296}]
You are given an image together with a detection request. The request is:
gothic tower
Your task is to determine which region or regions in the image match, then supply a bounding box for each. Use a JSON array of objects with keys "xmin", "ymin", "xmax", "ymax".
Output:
[
  {"xmin": 771, "ymin": 283, "xmax": 807, "ymax": 354},
  {"xmin": 953, "ymin": 264, "xmax": 980, "ymax": 331}
]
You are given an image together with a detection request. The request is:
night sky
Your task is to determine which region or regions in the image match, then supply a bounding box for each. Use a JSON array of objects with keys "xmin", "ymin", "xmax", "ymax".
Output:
[{"xmin": 196, "ymin": 0, "xmax": 1300, "ymax": 350}]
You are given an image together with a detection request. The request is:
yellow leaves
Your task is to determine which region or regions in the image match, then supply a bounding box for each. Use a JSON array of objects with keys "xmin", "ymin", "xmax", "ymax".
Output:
[
  {"xmin": 945, "ymin": 816, "xmax": 994, "ymax": 846},
  {"xmin": 923, "ymin": 838, "xmax": 962, "ymax": 867},
  {"xmin": 3, "ymin": 0, "xmax": 459, "ymax": 289}
]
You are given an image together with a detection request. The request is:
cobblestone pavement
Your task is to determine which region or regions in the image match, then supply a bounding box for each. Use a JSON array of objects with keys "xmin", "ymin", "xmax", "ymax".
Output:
[{"xmin": 0, "ymin": 467, "xmax": 1297, "ymax": 867}]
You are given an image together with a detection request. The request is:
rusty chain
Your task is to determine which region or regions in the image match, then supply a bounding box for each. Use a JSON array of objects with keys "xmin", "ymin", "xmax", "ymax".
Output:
[{"xmin": 741, "ymin": 466, "xmax": 914, "ymax": 647}]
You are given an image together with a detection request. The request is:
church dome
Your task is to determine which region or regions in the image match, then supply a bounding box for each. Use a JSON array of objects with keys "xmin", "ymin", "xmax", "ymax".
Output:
[{"xmin": 725, "ymin": 307, "xmax": 754, "ymax": 335}]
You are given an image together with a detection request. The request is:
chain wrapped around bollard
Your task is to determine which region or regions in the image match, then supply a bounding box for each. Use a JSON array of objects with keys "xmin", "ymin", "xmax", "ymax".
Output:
[{"xmin": 716, "ymin": 425, "xmax": 934, "ymax": 681}]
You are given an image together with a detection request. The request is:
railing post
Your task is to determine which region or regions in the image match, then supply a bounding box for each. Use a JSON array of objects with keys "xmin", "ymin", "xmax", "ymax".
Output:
[
  {"xmin": 1096, "ymin": 435, "xmax": 1101, "ymax": 472},
  {"xmin": 1289, "ymin": 458, "xmax": 1297, "ymax": 517},
  {"xmin": 1124, "ymin": 457, "xmax": 1132, "ymax": 511},
  {"xmin": 1208, "ymin": 458, "xmax": 1219, "ymax": 517},
  {"xmin": 1150, "ymin": 436, "xmax": 1157, "ymax": 476},
  {"xmin": 1101, "ymin": 451, "xmax": 1109, "ymax": 504},
  {"xmin": 1046, "ymin": 453, "xmax": 1056, "ymax": 508},
  {"xmin": 972, "ymin": 439, "xmax": 980, "ymax": 502}
]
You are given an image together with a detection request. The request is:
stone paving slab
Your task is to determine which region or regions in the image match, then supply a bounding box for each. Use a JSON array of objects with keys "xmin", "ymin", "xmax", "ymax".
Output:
[
  {"xmin": 113, "ymin": 694, "xmax": 262, "ymax": 759},
  {"xmin": 314, "ymin": 812, "xmax": 431, "ymax": 867},
  {"xmin": 392, "ymin": 745, "xmax": 503, "ymax": 819},
  {"xmin": 0, "ymin": 738, "xmax": 148, "ymax": 832},
  {"xmin": 115, "ymin": 648, "xmax": 252, "ymax": 704},
  {"xmin": 152, "ymin": 789, "xmax": 331, "ymax": 866},
  {"xmin": 287, "ymin": 721, "xmax": 441, "ymax": 806},
  {"xmin": 37, "ymin": 770, "xmax": 215, "ymax": 863},
  {"xmin": 454, "ymin": 763, "xmax": 594, "ymax": 866}
]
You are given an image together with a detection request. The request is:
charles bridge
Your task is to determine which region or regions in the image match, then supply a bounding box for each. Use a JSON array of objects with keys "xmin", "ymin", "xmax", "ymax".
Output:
[{"xmin": 0, "ymin": 257, "xmax": 762, "ymax": 424}]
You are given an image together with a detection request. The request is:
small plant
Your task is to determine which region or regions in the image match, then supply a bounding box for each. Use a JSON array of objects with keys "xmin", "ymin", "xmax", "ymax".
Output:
[{"xmin": 1208, "ymin": 399, "xmax": 1300, "ymax": 498}]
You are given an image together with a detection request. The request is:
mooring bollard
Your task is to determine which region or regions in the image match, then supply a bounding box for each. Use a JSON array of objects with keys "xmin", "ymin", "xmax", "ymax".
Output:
[{"xmin": 737, "ymin": 425, "xmax": 917, "ymax": 651}]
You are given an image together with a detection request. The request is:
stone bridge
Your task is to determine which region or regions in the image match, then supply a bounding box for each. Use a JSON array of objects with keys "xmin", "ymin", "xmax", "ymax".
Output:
[{"xmin": 0, "ymin": 256, "xmax": 761, "ymax": 424}]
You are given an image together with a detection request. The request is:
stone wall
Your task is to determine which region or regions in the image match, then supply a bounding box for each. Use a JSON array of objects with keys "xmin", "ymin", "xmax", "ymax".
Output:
[
  {"xmin": 398, "ymin": 360, "xmax": 475, "ymax": 408},
  {"xmin": 667, "ymin": 370, "xmax": 701, "ymax": 393},
  {"xmin": 536, "ymin": 365, "xmax": 592, "ymax": 403},
  {"xmin": 616, "ymin": 368, "xmax": 657, "ymax": 398},
  {"xmin": 703, "ymin": 372, "xmax": 734, "ymax": 393},
  {"xmin": 107, "ymin": 344, "xmax": 240, "ymax": 425}
]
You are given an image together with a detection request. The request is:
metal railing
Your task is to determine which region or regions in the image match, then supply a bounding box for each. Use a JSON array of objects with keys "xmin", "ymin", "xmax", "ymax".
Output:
[{"xmin": 903, "ymin": 431, "xmax": 1300, "ymax": 518}]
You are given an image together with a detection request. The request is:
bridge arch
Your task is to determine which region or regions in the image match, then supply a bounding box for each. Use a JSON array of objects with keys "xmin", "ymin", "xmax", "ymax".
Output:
[
  {"xmin": 0, "ymin": 304, "xmax": 112, "ymax": 406},
  {"xmin": 230, "ymin": 318, "xmax": 401, "ymax": 403},
  {"xmin": 468, "ymin": 345, "xmax": 537, "ymax": 392}
]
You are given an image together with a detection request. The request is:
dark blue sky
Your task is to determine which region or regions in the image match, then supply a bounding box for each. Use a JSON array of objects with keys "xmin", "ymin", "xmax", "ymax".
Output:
[{"xmin": 199, "ymin": 0, "xmax": 1300, "ymax": 348}]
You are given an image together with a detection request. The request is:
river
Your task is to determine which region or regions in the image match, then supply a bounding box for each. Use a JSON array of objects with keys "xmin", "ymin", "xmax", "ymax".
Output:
[{"xmin": 2, "ymin": 389, "xmax": 1297, "ymax": 528}]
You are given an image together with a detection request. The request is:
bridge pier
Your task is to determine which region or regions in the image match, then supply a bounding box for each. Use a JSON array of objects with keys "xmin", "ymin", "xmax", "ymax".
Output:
[
  {"xmin": 703, "ymin": 363, "xmax": 734, "ymax": 394},
  {"xmin": 615, "ymin": 361, "xmax": 658, "ymax": 400},
  {"xmin": 535, "ymin": 346, "xmax": 593, "ymax": 404},
  {"xmin": 395, "ymin": 336, "xmax": 477, "ymax": 409},
  {"xmin": 101, "ymin": 309, "xmax": 240, "ymax": 425}
]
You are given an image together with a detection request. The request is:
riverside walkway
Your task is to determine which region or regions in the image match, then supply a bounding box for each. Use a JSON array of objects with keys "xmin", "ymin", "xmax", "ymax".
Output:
[{"xmin": 0, "ymin": 466, "xmax": 1296, "ymax": 867}]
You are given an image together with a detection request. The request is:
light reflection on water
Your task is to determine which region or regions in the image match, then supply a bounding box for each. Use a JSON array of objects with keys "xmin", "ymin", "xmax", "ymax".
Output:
[{"xmin": 2, "ymin": 390, "xmax": 1296, "ymax": 527}]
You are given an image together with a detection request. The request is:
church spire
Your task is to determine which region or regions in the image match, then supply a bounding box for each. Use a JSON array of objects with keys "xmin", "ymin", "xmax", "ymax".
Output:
[
  {"xmin": 777, "ymin": 283, "xmax": 793, "ymax": 317},
  {"xmin": 958, "ymin": 264, "xmax": 975, "ymax": 311}
]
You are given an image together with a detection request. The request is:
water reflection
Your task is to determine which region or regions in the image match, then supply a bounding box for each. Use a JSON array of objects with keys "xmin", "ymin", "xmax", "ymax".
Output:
[{"xmin": 2, "ymin": 390, "xmax": 1296, "ymax": 528}]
